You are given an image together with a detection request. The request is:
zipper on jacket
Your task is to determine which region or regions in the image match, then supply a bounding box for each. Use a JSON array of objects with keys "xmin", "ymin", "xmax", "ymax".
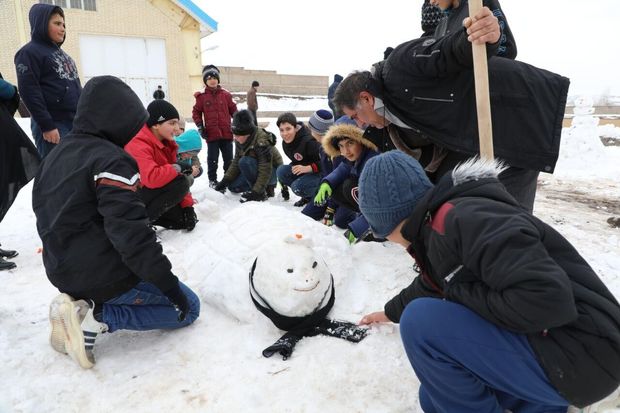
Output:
[{"xmin": 412, "ymin": 96, "xmax": 454, "ymax": 103}]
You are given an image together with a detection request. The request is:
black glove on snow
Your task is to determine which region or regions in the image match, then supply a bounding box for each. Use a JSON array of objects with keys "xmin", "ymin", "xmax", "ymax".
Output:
[
  {"xmin": 183, "ymin": 206, "xmax": 198, "ymax": 231},
  {"xmin": 240, "ymin": 190, "xmax": 267, "ymax": 203},
  {"xmin": 262, "ymin": 332, "xmax": 303, "ymax": 360},
  {"xmin": 280, "ymin": 185, "xmax": 290, "ymax": 201},
  {"xmin": 164, "ymin": 283, "xmax": 189, "ymax": 322},
  {"xmin": 213, "ymin": 180, "xmax": 229, "ymax": 193},
  {"xmin": 315, "ymin": 319, "xmax": 368, "ymax": 343}
]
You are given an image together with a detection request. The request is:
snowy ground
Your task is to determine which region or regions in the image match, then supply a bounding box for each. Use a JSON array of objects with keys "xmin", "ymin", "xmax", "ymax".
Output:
[{"xmin": 0, "ymin": 115, "xmax": 619, "ymax": 413}]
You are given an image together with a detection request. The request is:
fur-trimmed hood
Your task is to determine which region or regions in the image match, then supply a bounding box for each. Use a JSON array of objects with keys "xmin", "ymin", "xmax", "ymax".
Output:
[
  {"xmin": 322, "ymin": 124, "xmax": 377, "ymax": 158},
  {"xmin": 451, "ymin": 157, "xmax": 508, "ymax": 186}
]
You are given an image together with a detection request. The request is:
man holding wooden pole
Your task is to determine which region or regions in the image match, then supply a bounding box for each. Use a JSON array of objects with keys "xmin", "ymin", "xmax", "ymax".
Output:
[{"xmin": 333, "ymin": 5, "xmax": 569, "ymax": 213}]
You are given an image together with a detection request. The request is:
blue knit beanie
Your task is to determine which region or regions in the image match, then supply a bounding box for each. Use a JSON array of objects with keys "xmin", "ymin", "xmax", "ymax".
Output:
[
  {"xmin": 359, "ymin": 151, "xmax": 433, "ymax": 238},
  {"xmin": 175, "ymin": 129, "xmax": 202, "ymax": 153},
  {"xmin": 307, "ymin": 109, "xmax": 334, "ymax": 136},
  {"xmin": 334, "ymin": 115, "xmax": 357, "ymax": 126}
]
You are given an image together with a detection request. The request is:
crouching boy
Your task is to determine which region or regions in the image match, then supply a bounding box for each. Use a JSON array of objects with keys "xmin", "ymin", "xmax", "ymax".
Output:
[
  {"xmin": 33, "ymin": 76, "xmax": 200, "ymax": 369},
  {"xmin": 314, "ymin": 123, "xmax": 379, "ymax": 244},
  {"xmin": 175, "ymin": 128, "xmax": 203, "ymax": 186},
  {"xmin": 214, "ymin": 110, "xmax": 283, "ymax": 202},
  {"xmin": 358, "ymin": 151, "xmax": 620, "ymax": 412},
  {"xmin": 125, "ymin": 100, "xmax": 198, "ymax": 231}
]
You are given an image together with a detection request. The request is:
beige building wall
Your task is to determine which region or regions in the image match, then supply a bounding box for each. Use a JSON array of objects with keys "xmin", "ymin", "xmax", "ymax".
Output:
[
  {"xmin": 1, "ymin": 0, "xmax": 205, "ymax": 117},
  {"xmin": 219, "ymin": 66, "xmax": 329, "ymax": 96}
]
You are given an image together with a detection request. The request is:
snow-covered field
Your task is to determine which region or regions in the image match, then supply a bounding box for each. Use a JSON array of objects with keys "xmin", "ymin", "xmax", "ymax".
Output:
[{"xmin": 1, "ymin": 110, "xmax": 619, "ymax": 413}]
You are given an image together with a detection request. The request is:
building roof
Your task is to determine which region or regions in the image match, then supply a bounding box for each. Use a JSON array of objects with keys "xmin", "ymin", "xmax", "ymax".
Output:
[{"xmin": 174, "ymin": 0, "xmax": 218, "ymax": 37}]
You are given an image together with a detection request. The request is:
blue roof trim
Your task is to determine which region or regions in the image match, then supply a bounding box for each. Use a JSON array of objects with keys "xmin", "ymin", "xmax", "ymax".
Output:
[{"xmin": 176, "ymin": 0, "xmax": 218, "ymax": 32}]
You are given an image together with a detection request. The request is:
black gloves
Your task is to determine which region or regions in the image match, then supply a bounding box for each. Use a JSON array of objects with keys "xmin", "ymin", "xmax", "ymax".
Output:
[
  {"xmin": 175, "ymin": 160, "xmax": 193, "ymax": 175},
  {"xmin": 262, "ymin": 319, "xmax": 368, "ymax": 360},
  {"xmin": 240, "ymin": 190, "xmax": 267, "ymax": 203},
  {"xmin": 315, "ymin": 319, "xmax": 368, "ymax": 342},
  {"xmin": 197, "ymin": 125, "xmax": 207, "ymax": 141},
  {"xmin": 280, "ymin": 185, "xmax": 290, "ymax": 201},
  {"xmin": 183, "ymin": 206, "xmax": 198, "ymax": 231},
  {"xmin": 164, "ymin": 283, "xmax": 189, "ymax": 322},
  {"xmin": 262, "ymin": 332, "xmax": 303, "ymax": 360},
  {"xmin": 213, "ymin": 180, "xmax": 228, "ymax": 193}
]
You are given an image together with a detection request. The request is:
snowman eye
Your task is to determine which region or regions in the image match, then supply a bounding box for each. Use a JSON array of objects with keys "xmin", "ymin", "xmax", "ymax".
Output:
[
  {"xmin": 287, "ymin": 268, "xmax": 294, "ymax": 273},
  {"xmin": 312, "ymin": 261, "xmax": 317, "ymax": 269}
]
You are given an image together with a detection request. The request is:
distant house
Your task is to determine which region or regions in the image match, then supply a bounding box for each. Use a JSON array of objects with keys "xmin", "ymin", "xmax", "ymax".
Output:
[{"xmin": 0, "ymin": 0, "xmax": 217, "ymax": 116}]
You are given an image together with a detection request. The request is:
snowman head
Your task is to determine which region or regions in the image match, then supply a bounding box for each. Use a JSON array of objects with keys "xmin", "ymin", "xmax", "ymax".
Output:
[{"xmin": 249, "ymin": 234, "xmax": 334, "ymax": 328}]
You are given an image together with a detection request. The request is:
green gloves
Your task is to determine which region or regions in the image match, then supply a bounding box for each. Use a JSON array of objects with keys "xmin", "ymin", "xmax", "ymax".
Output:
[
  {"xmin": 344, "ymin": 229, "xmax": 358, "ymax": 245},
  {"xmin": 313, "ymin": 182, "xmax": 332, "ymax": 206}
]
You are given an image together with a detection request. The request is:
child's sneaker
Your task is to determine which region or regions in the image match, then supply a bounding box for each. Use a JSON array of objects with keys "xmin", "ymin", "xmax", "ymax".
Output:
[
  {"xmin": 49, "ymin": 293, "xmax": 74, "ymax": 354},
  {"xmin": 60, "ymin": 299, "xmax": 108, "ymax": 369}
]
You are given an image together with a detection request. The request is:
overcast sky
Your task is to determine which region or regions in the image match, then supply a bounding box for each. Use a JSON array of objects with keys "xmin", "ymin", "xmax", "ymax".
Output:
[{"xmin": 195, "ymin": 1, "xmax": 619, "ymax": 97}]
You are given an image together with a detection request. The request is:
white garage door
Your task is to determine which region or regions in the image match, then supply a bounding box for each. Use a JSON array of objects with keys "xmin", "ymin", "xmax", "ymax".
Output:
[{"xmin": 79, "ymin": 34, "xmax": 168, "ymax": 107}]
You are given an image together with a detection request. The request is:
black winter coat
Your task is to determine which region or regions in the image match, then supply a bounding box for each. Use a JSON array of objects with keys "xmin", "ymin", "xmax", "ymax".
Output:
[
  {"xmin": 32, "ymin": 76, "xmax": 179, "ymax": 303},
  {"xmin": 0, "ymin": 73, "xmax": 40, "ymax": 222},
  {"xmin": 386, "ymin": 162, "xmax": 620, "ymax": 407},
  {"xmin": 426, "ymin": 0, "xmax": 517, "ymax": 59},
  {"xmin": 378, "ymin": 29, "xmax": 569, "ymax": 173},
  {"xmin": 282, "ymin": 123, "xmax": 321, "ymax": 172}
]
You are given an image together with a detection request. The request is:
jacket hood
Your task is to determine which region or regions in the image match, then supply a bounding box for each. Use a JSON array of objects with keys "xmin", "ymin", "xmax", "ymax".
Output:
[
  {"xmin": 402, "ymin": 157, "xmax": 515, "ymax": 243},
  {"xmin": 322, "ymin": 124, "xmax": 377, "ymax": 158},
  {"xmin": 334, "ymin": 74, "xmax": 343, "ymax": 82},
  {"xmin": 29, "ymin": 4, "xmax": 65, "ymax": 46},
  {"xmin": 71, "ymin": 76, "xmax": 148, "ymax": 147},
  {"xmin": 430, "ymin": 157, "xmax": 512, "ymax": 210}
]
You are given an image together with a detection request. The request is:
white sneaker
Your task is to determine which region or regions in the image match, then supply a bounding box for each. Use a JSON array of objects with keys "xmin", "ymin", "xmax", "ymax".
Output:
[
  {"xmin": 60, "ymin": 299, "xmax": 108, "ymax": 369},
  {"xmin": 49, "ymin": 293, "xmax": 74, "ymax": 354}
]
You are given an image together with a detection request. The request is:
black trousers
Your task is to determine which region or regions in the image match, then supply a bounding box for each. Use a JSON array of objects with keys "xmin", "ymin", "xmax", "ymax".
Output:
[
  {"xmin": 138, "ymin": 175, "xmax": 190, "ymax": 224},
  {"xmin": 331, "ymin": 178, "xmax": 360, "ymax": 213}
]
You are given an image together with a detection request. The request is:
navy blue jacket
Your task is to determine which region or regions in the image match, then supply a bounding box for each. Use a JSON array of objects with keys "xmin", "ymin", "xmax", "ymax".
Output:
[{"xmin": 14, "ymin": 4, "xmax": 81, "ymax": 132}]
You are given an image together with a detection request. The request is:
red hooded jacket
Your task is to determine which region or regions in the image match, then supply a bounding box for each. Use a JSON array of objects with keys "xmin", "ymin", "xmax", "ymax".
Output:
[{"xmin": 125, "ymin": 125, "xmax": 194, "ymax": 208}]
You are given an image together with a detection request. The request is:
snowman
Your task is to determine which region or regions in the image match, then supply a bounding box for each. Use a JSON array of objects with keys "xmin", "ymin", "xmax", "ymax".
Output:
[{"xmin": 249, "ymin": 234, "xmax": 367, "ymax": 360}]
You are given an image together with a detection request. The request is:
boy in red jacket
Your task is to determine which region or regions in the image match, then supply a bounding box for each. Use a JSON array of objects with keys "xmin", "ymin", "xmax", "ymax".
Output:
[
  {"xmin": 191, "ymin": 64, "xmax": 238, "ymax": 188},
  {"xmin": 125, "ymin": 100, "xmax": 197, "ymax": 231}
]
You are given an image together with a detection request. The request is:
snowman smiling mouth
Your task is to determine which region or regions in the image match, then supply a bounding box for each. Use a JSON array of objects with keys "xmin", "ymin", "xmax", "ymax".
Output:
[{"xmin": 294, "ymin": 280, "xmax": 320, "ymax": 292}]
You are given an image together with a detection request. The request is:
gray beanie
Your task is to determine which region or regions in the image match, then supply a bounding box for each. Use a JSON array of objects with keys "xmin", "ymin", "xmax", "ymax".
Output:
[
  {"xmin": 359, "ymin": 151, "xmax": 433, "ymax": 238},
  {"xmin": 307, "ymin": 109, "xmax": 334, "ymax": 136}
]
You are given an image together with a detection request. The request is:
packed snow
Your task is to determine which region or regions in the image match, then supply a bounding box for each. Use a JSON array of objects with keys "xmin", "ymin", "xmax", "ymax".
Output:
[{"xmin": 1, "ymin": 101, "xmax": 619, "ymax": 412}]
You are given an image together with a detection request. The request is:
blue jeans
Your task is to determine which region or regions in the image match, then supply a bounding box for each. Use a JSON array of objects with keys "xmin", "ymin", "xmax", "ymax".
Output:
[
  {"xmin": 207, "ymin": 139, "xmax": 233, "ymax": 182},
  {"xmin": 400, "ymin": 298, "xmax": 568, "ymax": 413},
  {"xmin": 229, "ymin": 156, "xmax": 276, "ymax": 193},
  {"xmin": 101, "ymin": 281, "xmax": 200, "ymax": 332},
  {"xmin": 276, "ymin": 164, "xmax": 322, "ymax": 199},
  {"xmin": 31, "ymin": 118, "xmax": 73, "ymax": 159}
]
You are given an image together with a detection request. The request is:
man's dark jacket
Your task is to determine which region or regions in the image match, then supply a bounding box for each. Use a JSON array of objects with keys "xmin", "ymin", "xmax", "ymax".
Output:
[
  {"xmin": 0, "ymin": 73, "xmax": 40, "ymax": 222},
  {"xmin": 32, "ymin": 76, "xmax": 179, "ymax": 303},
  {"xmin": 376, "ymin": 29, "xmax": 569, "ymax": 173},
  {"xmin": 386, "ymin": 162, "xmax": 620, "ymax": 407}
]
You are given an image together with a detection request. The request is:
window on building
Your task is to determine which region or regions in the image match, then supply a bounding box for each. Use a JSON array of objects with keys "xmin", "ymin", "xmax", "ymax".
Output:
[
  {"xmin": 40, "ymin": 0, "xmax": 67, "ymax": 6},
  {"xmin": 41, "ymin": 0, "xmax": 96, "ymax": 11}
]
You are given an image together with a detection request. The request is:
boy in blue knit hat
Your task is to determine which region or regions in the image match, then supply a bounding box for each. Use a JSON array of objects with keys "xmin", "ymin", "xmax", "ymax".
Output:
[
  {"xmin": 357, "ymin": 151, "xmax": 620, "ymax": 412},
  {"xmin": 175, "ymin": 129, "xmax": 203, "ymax": 185}
]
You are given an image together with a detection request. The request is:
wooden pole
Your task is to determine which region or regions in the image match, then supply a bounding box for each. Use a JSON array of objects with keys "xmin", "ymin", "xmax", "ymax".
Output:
[{"xmin": 468, "ymin": 0, "xmax": 494, "ymax": 160}]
